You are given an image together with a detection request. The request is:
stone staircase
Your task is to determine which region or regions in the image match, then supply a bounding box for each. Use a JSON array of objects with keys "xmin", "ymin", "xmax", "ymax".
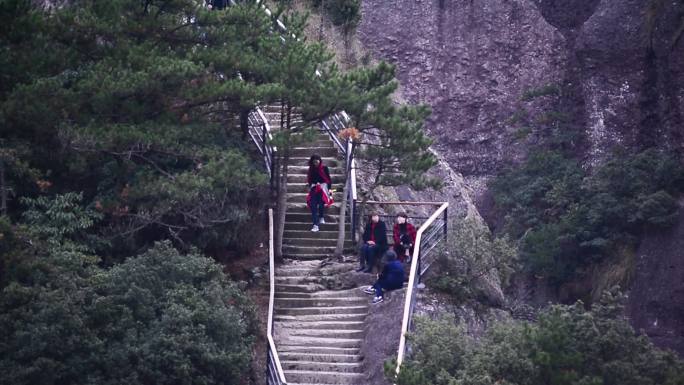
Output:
[
  {"xmin": 261, "ymin": 106, "xmax": 368, "ymax": 384},
  {"xmin": 260, "ymin": 106, "xmax": 353, "ymax": 259},
  {"xmin": 274, "ymin": 260, "xmax": 368, "ymax": 385}
]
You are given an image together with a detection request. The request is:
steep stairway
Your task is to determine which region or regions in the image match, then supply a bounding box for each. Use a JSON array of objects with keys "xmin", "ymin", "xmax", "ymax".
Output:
[
  {"xmin": 274, "ymin": 260, "xmax": 368, "ymax": 385},
  {"xmin": 261, "ymin": 106, "xmax": 353, "ymax": 259},
  {"xmin": 261, "ymin": 107, "xmax": 368, "ymax": 384}
]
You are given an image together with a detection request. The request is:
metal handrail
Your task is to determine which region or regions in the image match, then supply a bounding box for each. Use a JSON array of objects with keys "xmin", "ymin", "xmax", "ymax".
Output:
[
  {"xmin": 395, "ymin": 202, "xmax": 449, "ymax": 374},
  {"xmin": 266, "ymin": 208, "xmax": 287, "ymax": 385}
]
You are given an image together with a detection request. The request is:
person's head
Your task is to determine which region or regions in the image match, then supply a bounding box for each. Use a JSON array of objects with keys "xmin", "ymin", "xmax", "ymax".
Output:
[
  {"xmin": 308, "ymin": 154, "xmax": 322, "ymax": 168},
  {"xmin": 396, "ymin": 212, "xmax": 408, "ymax": 224},
  {"xmin": 369, "ymin": 211, "xmax": 380, "ymax": 223},
  {"xmin": 385, "ymin": 249, "xmax": 397, "ymax": 261}
]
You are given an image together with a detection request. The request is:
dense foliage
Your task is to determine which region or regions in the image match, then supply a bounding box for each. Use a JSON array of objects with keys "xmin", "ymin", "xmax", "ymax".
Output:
[
  {"xmin": 491, "ymin": 148, "xmax": 684, "ymax": 285},
  {"xmin": 388, "ymin": 291, "xmax": 684, "ymax": 385},
  {"xmin": 308, "ymin": 0, "xmax": 361, "ymax": 29},
  {"xmin": 432, "ymin": 215, "xmax": 516, "ymax": 305},
  {"xmin": 0, "ymin": 194, "xmax": 255, "ymax": 385},
  {"xmin": 1, "ymin": 0, "xmax": 437, "ymax": 382}
]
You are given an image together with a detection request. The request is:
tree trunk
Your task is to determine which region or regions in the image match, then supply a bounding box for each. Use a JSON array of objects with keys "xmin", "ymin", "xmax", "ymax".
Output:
[
  {"xmin": 0, "ymin": 158, "xmax": 6, "ymax": 217},
  {"xmin": 334, "ymin": 174, "xmax": 350, "ymax": 258},
  {"xmin": 275, "ymin": 151, "xmax": 288, "ymax": 260},
  {"xmin": 274, "ymin": 102, "xmax": 293, "ymax": 260}
]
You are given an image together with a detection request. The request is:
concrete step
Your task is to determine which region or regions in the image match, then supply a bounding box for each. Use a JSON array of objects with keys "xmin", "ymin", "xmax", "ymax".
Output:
[
  {"xmin": 275, "ymin": 305, "xmax": 368, "ymax": 316},
  {"xmin": 274, "ymin": 313, "xmax": 367, "ymax": 323},
  {"xmin": 279, "ymin": 352, "xmax": 361, "ymax": 363},
  {"xmin": 275, "ymin": 297, "xmax": 367, "ymax": 308},
  {"xmin": 287, "ymin": 166, "xmax": 344, "ymax": 175},
  {"xmin": 283, "ymin": 252, "xmax": 355, "ymax": 259},
  {"xmin": 280, "ymin": 360, "xmax": 364, "ymax": 373},
  {"xmin": 283, "ymin": 370, "xmax": 365, "ymax": 384},
  {"xmin": 284, "ymin": 222, "xmax": 346, "ymax": 232},
  {"xmin": 279, "ymin": 336, "xmax": 364, "ymax": 349},
  {"xmin": 286, "ymin": 328, "xmax": 365, "ymax": 340},
  {"xmin": 287, "ymin": 204, "xmax": 342, "ymax": 215},
  {"xmin": 278, "ymin": 345, "xmax": 360, "ymax": 355},
  {"xmin": 287, "ymin": 192, "xmax": 344, "ymax": 202},
  {"xmin": 275, "ymin": 276, "xmax": 322, "ymax": 285},
  {"xmin": 273, "ymin": 267, "xmax": 315, "ymax": 277},
  {"xmin": 283, "ymin": 238, "xmax": 354, "ymax": 248},
  {"xmin": 282, "ymin": 245, "xmax": 337, "ymax": 255},
  {"xmin": 290, "ymin": 147, "xmax": 339, "ymax": 157},
  {"xmin": 274, "ymin": 288, "xmax": 367, "ymax": 299},
  {"xmin": 283, "ymin": 229, "xmax": 340, "ymax": 239},
  {"xmin": 277, "ymin": 320, "xmax": 366, "ymax": 331},
  {"xmin": 285, "ymin": 213, "xmax": 339, "ymax": 223},
  {"xmin": 288, "ymin": 154, "xmax": 344, "ymax": 164},
  {"xmin": 275, "ymin": 284, "xmax": 321, "ymax": 293},
  {"xmin": 287, "ymin": 174, "xmax": 345, "ymax": 184}
]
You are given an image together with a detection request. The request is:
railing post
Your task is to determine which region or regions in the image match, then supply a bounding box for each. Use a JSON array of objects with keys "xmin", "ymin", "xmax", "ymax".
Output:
[{"xmin": 443, "ymin": 207, "xmax": 448, "ymax": 243}]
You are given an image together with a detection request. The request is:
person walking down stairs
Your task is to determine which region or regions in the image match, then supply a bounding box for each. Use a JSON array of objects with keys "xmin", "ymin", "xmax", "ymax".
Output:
[{"xmin": 306, "ymin": 154, "xmax": 333, "ymax": 232}]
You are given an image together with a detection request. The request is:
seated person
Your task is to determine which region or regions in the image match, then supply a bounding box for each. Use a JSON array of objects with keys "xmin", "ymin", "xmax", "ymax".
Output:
[
  {"xmin": 358, "ymin": 211, "xmax": 388, "ymax": 273},
  {"xmin": 393, "ymin": 212, "xmax": 417, "ymax": 263},
  {"xmin": 363, "ymin": 250, "xmax": 405, "ymax": 304}
]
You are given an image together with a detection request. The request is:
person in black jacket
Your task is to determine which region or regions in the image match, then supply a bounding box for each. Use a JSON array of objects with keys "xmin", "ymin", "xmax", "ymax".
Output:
[
  {"xmin": 357, "ymin": 212, "xmax": 388, "ymax": 273},
  {"xmin": 362, "ymin": 250, "xmax": 405, "ymax": 304},
  {"xmin": 306, "ymin": 154, "xmax": 332, "ymax": 232}
]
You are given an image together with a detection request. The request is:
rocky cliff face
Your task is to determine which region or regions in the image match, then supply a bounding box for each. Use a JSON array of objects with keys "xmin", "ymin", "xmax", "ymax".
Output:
[
  {"xmin": 356, "ymin": 0, "xmax": 684, "ymax": 355},
  {"xmin": 358, "ymin": 0, "xmax": 684, "ymax": 187}
]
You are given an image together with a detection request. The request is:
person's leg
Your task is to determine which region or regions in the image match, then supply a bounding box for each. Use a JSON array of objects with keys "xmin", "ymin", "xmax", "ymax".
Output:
[
  {"xmin": 395, "ymin": 244, "xmax": 406, "ymax": 262},
  {"xmin": 358, "ymin": 244, "xmax": 369, "ymax": 271},
  {"xmin": 372, "ymin": 281, "xmax": 383, "ymax": 298},
  {"xmin": 318, "ymin": 198, "xmax": 325, "ymax": 223},
  {"xmin": 364, "ymin": 245, "xmax": 378, "ymax": 272},
  {"xmin": 310, "ymin": 191, "xmax": 321, "ymax": 226}
]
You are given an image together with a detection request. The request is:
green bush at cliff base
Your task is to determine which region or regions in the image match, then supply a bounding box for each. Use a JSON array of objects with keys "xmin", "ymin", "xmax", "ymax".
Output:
[
  {"xmin": 318, "ymin": 0, "xmax": 360, "ymax": 28},
  {"xmin": 490, "ymin": 148, "xmax": 684, "ymax": 285},
  {"xmin": 387, "ymin": 291, "xmax": 684, "ymax": 385}
]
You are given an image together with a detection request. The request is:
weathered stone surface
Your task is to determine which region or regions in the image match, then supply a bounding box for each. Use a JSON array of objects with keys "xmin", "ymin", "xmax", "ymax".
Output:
[
  {"xmin": 628, "ymin": 200, "xmax": 684, "ymax": 356},
  {"xmin": 358, "ymin": 0, "xmax": 684, "ymax": 182},
  {"xmin": 358, "ymin": 0, "xmax": 566, "ymax": 181},
  {"xmin": 357, "ymin": 0, "xmax": 684, "ymax": 356}
]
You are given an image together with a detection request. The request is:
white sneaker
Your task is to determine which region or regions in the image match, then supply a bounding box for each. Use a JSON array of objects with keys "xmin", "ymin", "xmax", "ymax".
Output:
[
  {"xmin": 311, "ymin": 225, "xmax": 319, "ymax": 232},
  {"xmin": 363, "ymin": 286, "xmax": 375, "ymax": 295},
  {"xmin": 372, "ymin": 296, "xmax": 384, "ymax": 304},
  {"xmin": 319, "ymin": 218, "xmax": 326, "ymax": 224}
]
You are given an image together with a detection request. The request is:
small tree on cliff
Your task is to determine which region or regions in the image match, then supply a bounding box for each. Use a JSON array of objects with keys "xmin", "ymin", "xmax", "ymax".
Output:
[{"xmin": 333, "ymin": 62, "xmax": 439, "ymax": 257}]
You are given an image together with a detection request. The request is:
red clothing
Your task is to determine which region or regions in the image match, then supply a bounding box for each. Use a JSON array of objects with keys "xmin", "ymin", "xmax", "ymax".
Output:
[
  {"xmin": 393, "ymin": 223, "xmax": 417, "ymax": 245},
  {"xmin": 306, "ymin": 184, "xmax": 334, "ymax": 208},
  {"xmin": 393, "ymin": 222, "xmax": 417, "ymax": 262},
  {"xmin": 370, "ymin": 222, "xmax": 376, "ymax": 242},
  {"xmin": 307, "ymin": 163, "xmax": 331, "ymax": 186}
]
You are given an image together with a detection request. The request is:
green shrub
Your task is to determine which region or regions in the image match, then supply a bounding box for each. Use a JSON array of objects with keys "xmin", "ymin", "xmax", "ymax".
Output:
[
  {"xmin": 491, "ymin": 148, "xmax": 684, "ymax": 285},
  {"xmin": 431, "ymin": 215, "xmax": 517, "ymax": 304},
  {"xmin": 390, "ymin": 291, "xmax": 684, "ymax": 385},
  {"xmin": 324, "ymin": 0, "xmax": 361, "ymax": 28},
  {"xmin": 0, "ymin": 197, "xmax": 254, "ymax": 385}
]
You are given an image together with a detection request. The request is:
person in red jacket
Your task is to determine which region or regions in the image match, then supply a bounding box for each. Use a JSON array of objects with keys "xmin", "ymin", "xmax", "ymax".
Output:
[
  {"xmin": 306, "ymin": 154, "xmax": 332, "ymax": 232},
  {"xmin": 393, "ymin": 212, "xmax": 417, "ymax": 263}
]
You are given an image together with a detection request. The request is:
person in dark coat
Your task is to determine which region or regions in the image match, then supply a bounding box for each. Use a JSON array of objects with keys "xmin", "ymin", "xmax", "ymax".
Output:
[
  {"xmin": 357, "ymin": 212, "xmax": 388, "ymax": 273},
  {"xmin": 393, "ymin": 212, "xmax": 417, "ymax": 263},
  {"xmin": 363, "ymin": 250, "xmax": 405, "ymax": 304},
  {"xmin": 306, "ymin": 154, "xmax": 332, "ymax": 232}
]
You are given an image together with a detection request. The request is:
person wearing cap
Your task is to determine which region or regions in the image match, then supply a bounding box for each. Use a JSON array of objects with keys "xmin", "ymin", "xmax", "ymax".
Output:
[
  {"xmin": 362, "ymin": 250, "xmax": 405, "ymax": 304},
  {"xmin": 358, "ymin": 212, "xmax": 388, "ymax": 273}
]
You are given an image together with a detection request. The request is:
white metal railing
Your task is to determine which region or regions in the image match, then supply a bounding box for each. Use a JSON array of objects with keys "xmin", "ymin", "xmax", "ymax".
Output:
[
  {"xmin": 395, "ymin": 202, "xmax": 449, "ymax": 373},
  {"xmin": 266, "ymin": 208, "xmax": 287, "ymax": 385}
]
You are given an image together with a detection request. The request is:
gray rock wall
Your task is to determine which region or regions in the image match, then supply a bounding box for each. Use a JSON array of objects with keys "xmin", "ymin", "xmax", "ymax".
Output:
[{"xmin": 357, "ymin": 0, "xmax": 684, "ymax": 356}]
